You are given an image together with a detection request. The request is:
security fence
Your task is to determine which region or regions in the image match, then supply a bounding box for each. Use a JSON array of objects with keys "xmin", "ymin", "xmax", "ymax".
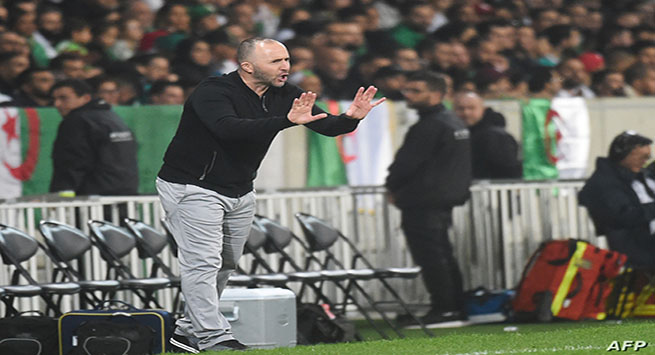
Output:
[{"xmin": 0, "ymin": 179, "xmax": 599, "ymax": 314}]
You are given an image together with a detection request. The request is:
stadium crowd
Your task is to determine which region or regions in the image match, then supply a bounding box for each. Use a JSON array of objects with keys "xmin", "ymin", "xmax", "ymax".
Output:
[{"xmin": 0, "ymin": 0, "xmax": 653, "ymax": 108}]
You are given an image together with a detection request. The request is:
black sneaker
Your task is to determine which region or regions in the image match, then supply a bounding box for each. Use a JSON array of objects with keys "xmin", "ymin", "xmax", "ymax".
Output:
[
  {"xmin": 405, "ymin": 310, "xmax": 470, "ymax": 329},
  {"xmin": 170, "ymin": 333, "xmax": 200, "ymax": 354},
  {"xmin": 204, "ymin": 339, "xmax": 249, "ymax": 351}
]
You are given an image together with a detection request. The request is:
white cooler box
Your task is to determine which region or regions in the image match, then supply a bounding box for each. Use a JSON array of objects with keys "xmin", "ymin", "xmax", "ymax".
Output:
[{"xmin": 219, "ymin": 287, "xmax": 297, "ymax": 348}]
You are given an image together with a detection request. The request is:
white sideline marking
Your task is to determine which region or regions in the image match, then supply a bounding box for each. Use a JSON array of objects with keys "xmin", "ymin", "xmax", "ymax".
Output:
[{"xmin": 438, "ymin": 345, "xmax": 605, "ymax": 354}]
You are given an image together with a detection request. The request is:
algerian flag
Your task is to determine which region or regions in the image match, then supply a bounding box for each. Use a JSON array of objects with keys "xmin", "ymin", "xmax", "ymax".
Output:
[
  {"xmin": 522, "ymin": 98, "xmax": 590, "ymax": 180},
  {"xmin": 340, "ymin": 100, "xmax": 393, "ymax": 186},
  {"xmin": 0, "ymin": 105, "xmax": 182, "ymax": 199},
  {"xmin": 306, "ymin": 100, "xmax": 348, "ymax": 187},
  {"xmin": 0, "ymin": 107, "xmax": 44, "ymax": 199}
]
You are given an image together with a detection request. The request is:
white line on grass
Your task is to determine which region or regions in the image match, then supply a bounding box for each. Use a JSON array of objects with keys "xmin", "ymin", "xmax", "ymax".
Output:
[{"xmin": 439, "ymin": 344, "xmax": 606, "ymax": 354}]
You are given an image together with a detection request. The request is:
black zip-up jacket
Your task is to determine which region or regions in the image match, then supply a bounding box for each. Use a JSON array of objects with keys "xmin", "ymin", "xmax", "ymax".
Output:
[
  {"xmin": 50, "ymin": 99, "xmax": 138, "ymax": 195},
  {"xmin": 386, "ymin": 104, "xmax": 472, "ymax": 210},
  {"xmin": 158, "ymin": 71, "xmax": 359, "ymax": 197},
  {"xmin": 469, "ymin": 108, "xmax": 522, "ymax": 180},
  {"xmin": 578, "ymin": 158, "xmax": 655, "ymax": 267}
]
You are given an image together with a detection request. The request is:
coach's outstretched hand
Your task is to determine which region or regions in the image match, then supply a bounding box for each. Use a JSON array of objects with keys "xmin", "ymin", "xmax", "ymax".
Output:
[
  {"xmin": 287, "ymin": 91, "xmax": 327, "ymax": 124},
  {"xmin": 345, "ymin": 86, "xmax": 386, "ymax": 119}
]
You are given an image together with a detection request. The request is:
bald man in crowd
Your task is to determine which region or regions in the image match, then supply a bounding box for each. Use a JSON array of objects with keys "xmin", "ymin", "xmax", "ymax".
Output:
[
  {"xmin": 156, "ymin": 37, "xmax": 385, "ymax": 352},
  {"xmin": 453, "ymin": 91, "xmax": 522, "ymax": 179}
]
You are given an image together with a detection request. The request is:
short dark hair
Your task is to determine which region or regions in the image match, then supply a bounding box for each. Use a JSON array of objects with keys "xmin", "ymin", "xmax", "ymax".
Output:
[
  {"xmin": 405, "ymin": 70, "xmax": 447, "ymax": 94},
  {"xmin": 15, "ymin": 67, "xmax": 51, "ymax": 87},
  {"xmin": 608, "ymin": 131, "xmax": 653, "ymax": 162},
  {"xmin": 51, "ymin": 79, "xmax": 93, "ymax": 97},
  {"xmin": 149, "ymin": 80, "xmax": 182, "ymax": 96},
  {"xmin": 237, "ymin": 37, "xmax": 280, "ymax": 64}
]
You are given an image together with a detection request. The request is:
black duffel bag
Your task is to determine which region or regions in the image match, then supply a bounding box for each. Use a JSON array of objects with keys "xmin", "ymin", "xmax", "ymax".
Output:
[
  {"xmin": 0, "ymin": 311, "xmax": 59, "ymax": 355},
  {"xmin": 70, "ymin": 316, "xmax": 156, "ymax": 355}
]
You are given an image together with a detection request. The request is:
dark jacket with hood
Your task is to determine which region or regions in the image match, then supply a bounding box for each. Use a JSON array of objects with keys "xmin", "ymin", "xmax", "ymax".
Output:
[
  {"xmin": 386, "ymin": 104, "xmax": 472, "ymax": 210},
  {"xmin": 578, "ymin": 157, "xmax": 655, "ymax": 267},
  {"xmin": 469, "ymin": 108, "xmax": 522, "ymax": 179},
  {"xmin": 50, "ymin": 99, "xmax": 138, "ymax": 195},
  {"xmin": 158, "ymin": 71, "xmax": 359, "ymax": 198}
]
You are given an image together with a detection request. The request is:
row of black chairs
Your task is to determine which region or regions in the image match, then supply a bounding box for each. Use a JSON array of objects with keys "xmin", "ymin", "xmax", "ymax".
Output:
[{"xmin": 0, "ymin": 213, "xmax": 432, "ymax": 338}]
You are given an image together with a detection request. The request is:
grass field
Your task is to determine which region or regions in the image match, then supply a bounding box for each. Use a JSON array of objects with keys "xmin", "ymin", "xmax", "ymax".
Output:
[{"xmin": 166, "ymin": 318, "xmax": 655, "ymax": 354}]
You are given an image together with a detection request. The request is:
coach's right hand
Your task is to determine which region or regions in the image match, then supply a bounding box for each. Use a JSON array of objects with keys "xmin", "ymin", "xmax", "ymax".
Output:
[{"xmin": 287, "ymin": 91, "xmax": 327, "ymax": 124}]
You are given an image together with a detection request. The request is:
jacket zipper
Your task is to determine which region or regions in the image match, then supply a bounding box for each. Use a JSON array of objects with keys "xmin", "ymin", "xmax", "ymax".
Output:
[{"xmin": 199, "ymin": 151, "xmax": 217, "ymax": 180}]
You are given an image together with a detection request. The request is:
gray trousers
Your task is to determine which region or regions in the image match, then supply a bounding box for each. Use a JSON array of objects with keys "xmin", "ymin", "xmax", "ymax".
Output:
[{"xmin": 156, "ymin": 178, "xmax": 255, "ymax": 350}]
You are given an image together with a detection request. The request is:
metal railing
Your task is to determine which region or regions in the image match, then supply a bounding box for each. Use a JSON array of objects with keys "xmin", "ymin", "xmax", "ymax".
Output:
[{"xmin": 0, "ymin": 180, "xmax": 598, "ymax": 314}]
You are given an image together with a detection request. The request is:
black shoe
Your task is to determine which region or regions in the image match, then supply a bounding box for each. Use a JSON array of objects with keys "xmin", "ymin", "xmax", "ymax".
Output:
[
  {"xmin": 170, "ymin": 333, "xmax": 200, "ymax": 354},
  {"xmin": 405, "ymin": 310, "xmax": 470, "ymax": 329},
  {"xmin": 204, "ymin": 339, "xmax": 249, "ymax": 351}
]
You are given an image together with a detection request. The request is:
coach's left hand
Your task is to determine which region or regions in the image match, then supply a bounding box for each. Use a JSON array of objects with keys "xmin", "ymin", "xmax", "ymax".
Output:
[{"xmin": 345, "ymin": 86, "xmax": 386, "ymax": 119}]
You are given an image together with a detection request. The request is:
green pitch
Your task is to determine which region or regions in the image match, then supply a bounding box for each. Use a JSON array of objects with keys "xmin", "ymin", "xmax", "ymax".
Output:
[{"xmin": 168, "ymin": 319, "xmax": 655, "ymax": 354}]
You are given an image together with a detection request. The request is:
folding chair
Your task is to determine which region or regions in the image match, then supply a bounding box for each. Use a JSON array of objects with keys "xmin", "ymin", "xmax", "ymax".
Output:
[
  {"xmin": 0, "ymin": 284, "xmax": 43, "ymax": 317},
  {"xmin": 86, "ymin": 220, "xmax": 173, "ymax": 309},
  {"xmin": 0, "ymin": 224, "xmax": 81, "ymax": 316},
  {"xmin": 37, "ymin": 221, "xmax": 128, "ymax": 307},
  {"xmin": 294, "ymin": 212, "xmax": 432, "ymax": 337},
  {"xmin": 257, "ymin": 215, "xmax": 390, "ymax": 340}
]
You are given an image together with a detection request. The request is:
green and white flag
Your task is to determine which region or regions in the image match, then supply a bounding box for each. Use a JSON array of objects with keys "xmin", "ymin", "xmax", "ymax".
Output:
[
  {"xmin": 522, "ymin": 98, "xmax": 590, "ymax": 180},
  {"xmin": 0, "ymin": 105, "xmax": 182, "ymax": 199}
]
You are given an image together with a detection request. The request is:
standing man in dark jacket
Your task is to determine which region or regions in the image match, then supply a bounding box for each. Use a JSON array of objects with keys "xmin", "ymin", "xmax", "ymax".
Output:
[
  {"xmin": 386, "ymin": 70, "xmax": 472, "ymax": 328},
  {"xmin": 50, "ymin": 79, "xmax": 138, "ymax": 196},
  {"xmin": 157, "ymin": 37, "xmax": 385, "ymax": 353},
  {"xmin": 453, "ymin": 91, "xmax": 522, "ymax": 180},
  {"xmin": 578, "ymin": 131, "xmax": 655, "ymax": 268}
]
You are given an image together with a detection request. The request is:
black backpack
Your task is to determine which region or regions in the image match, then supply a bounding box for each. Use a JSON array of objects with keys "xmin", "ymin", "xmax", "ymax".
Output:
[
  {"xmin": 296, "ymin": 303, "xmax": 356, "ymax": 344},
  {"xmin": 70, "ymin": 317, "xmax": 156, "ymax": 355}
]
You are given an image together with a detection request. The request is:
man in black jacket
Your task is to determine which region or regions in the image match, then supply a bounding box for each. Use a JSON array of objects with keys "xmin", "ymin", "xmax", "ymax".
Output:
[
  {"xmin": 386, "ymin": 70, "xmax": 472, "ymax": 328},
  {"xmin": 50, "ymin": 79, "xmax": 138, "ymax": 196},
  {"xmin": 578, "ymin": 131, "xmax": 655, "ymax": 268},
  {"xmin": 156, "ymin": 37, "xmax": 384, "ymax": 353},
  {"xmin": 453, "ymin": 91, "xmax": 522, "ymax": 180}
]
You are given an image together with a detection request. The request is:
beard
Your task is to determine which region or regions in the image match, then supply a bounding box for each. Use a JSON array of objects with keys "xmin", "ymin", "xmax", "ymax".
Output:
[{"xmin": 253, "ymin": 65, "xmax": 284, "ymax": 88}]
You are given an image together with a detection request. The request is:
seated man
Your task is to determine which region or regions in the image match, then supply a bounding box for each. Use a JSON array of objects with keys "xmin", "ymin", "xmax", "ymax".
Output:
[{"xmin": 578, "ymin": 131, "xmax": 655, "ymax": 268}]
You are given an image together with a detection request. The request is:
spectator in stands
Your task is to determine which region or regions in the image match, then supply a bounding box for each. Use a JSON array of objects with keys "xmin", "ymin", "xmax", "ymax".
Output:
[
  {"xmin": 110, "ymin": 18, "xmax": 144, "ymax": 61},
  {"xmin": 625, "ymin": 63, "xmax": 655, "ymax": 96},
  {"xmin": 0, "ymin": 51, "xmax": 30, "ymax": 97},
  {"xmin": 92, "ymin": 76, "xmax": 121, "ymax": 106},
  {"xmin": 124, "ymin": 1, "xmax": 155, "ymax": 32},
  {"xmin": 156, "ymin": 37, "xmax": 384, "ymax": 352},
  {"xmin": 592, "ymin": 70, "xmax": 634, "ymax": 97},
  {"xmin": 578, "ymin": 131, "xmax": 655, "ymax": 268},
  {"xmin": 204, "ymin": 28, "xmax": 240, "ymax": 76},
  {"xmin": 528, "ymin": 65, "xmax": 562, "ymax": 98},
  {"xmin": 0, "ymin": 31, "xmax": 31, "ymax": 57},
  {"xmin": 389, "ymin": 1, "xmax": 436, "ymax": 48},
  {"xmin": 51, "ymin": 53, "xmax": 91, "ymax": 80},
  {"xmin": 633, "ymin": 41, "xmax": 655, "ymax": 68},
  {"xmin": 172, "ymin": 37, "xmax": 213, "ymax": 86},
  {"xmin": 149, "ymin": 80, "xmax": 184, "ymax": 105},
  {"xmin": 387, "ymin": 70, "xmax": 471, "ymax": 328},
  {"xmin": 314, "ymin": 46, "xmax": 356, "ymax": 100},
  {"xmin": 140, "ymin": 2, "xmax": 190, "ymax": 54},
  {"xmin": 393, "ymin": 47, "xmax": 423, "ymax": 72},
  {"xmin": 33, "ymin": 5, "xmax": 63, "ymax": 61},
  {"xmin": 1, "ymin": 67, "xmax": 54, "ymax": 107},
  {"xmin": 453, "ymin": 91, "xmax": 522, "ymax": 179},
  {"xmin": 287, "ymin": 41, "xmax": 315, "ymax": 76},
  {"xmin": 372, "ymin": 65, "xmax": 406, "ymax": 101},
  {"xmin": 56, "ymin": 18, "xmax": 92, "ymax": 56},
  {"xmin": 49, "ymin": 79, "xmax": 138, "ymax": 196},
  {"xmin": 555, "ymin": 57, "xmax": 596, "ymax": 98},
  {"xmin": 324, "ymin": 19, "xmax": 366, "ymax": 53}
]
